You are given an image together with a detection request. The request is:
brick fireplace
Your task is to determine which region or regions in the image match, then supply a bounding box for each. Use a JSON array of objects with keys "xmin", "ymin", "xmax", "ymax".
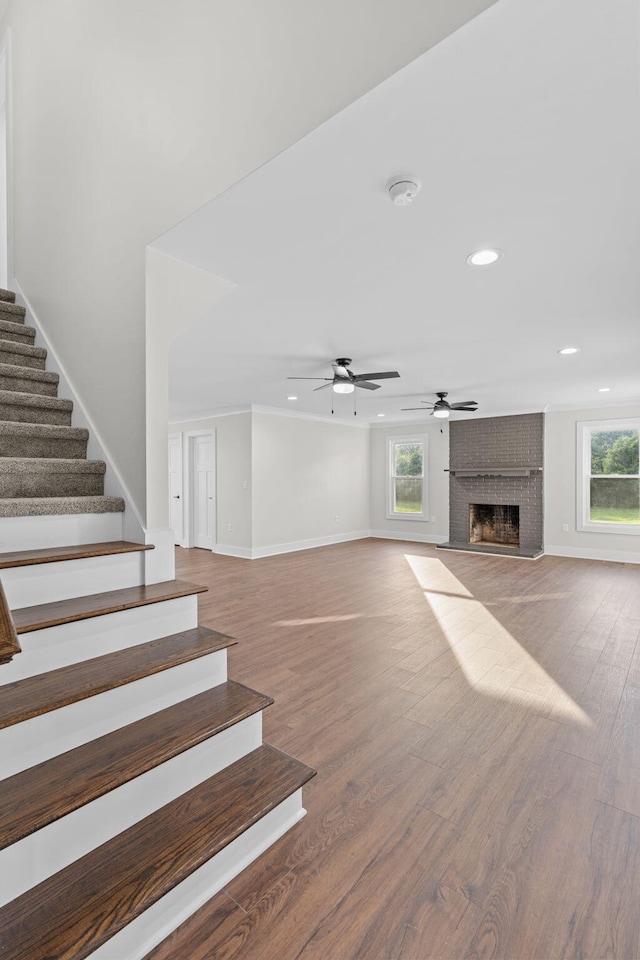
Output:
[{"xmin": 438, "ymin": 413, "xmax": 544, "ymax": 558}]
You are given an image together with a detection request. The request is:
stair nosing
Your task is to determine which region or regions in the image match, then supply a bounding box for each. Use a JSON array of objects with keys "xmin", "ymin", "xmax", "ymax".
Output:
[
  {"xmin": 0, "ymin": 319, "xmax": 35, "ymax": 337},
  {"xmin": 0, "ymin": 390, "xmax": 73, "ymax": 410},
  {"xmin": 0, "ymin": 338, "xmax": 46, "ymax": 359},
  {"xmin": 0, "ymin": 496, "xmax": 125, "ymax": 516},
  {"xmin": 0, "ymin": 422, "xmax": 88, "ymax": 439},
  {"xmin": 0, "ymin": 622, "xmax": 230, "ymax": 729},
  {"xmin": 0, "ymin": 680, "xmax": 273, "ymax": 850},
  {"xmin": 12, "ymin": 578, "xmax": 208, "ymax": 635},
  {"xmin": 0, "ymin": 362, "xmax": 58, "ymax": 382},
  {"xmin": 0, "ymin": 540, "xmax": 154, "ymax": 569},
  {"xmin": 0, "ymin": 744, "xmax": 316, "ymax": 960},
  {"xmin": 0, "ymin": 458, "xmax": 106, "ymax": 473}
]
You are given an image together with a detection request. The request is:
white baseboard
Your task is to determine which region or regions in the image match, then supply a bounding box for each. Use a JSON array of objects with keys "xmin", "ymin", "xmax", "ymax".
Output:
[
  {"xmin": 213, "ymin": 544, "xmax": 253, "ymax": 559},
  {"xmin": 369, "ymin": 530, "xmax": 449, "ymax": 545},
  {"xmin": 544, "ymin": 544, "xmax": 640, "ymax": 565},
  {"xmin": 212, "ymin": 530, "xmax": 449, "ymax": 560}
]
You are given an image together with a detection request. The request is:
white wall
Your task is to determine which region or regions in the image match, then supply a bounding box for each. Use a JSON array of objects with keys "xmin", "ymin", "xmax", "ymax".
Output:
[
  {"xmin": 251, "ymin": 411, "xmax": 370, "ymax": 553},
  {"xmin": 545, "ymin": 403, "xmax": 640, "ymax": 563},
  {"xmin": 370, "ymin": 420, "xmax": 450, "ymax": 543},
  {"xmin": 169, "ymin": 412, "xmax": 253, "ymax": 553},
  {"xmin": 0, "ymin": 0, "xmax": 496, "ymax": 526}
]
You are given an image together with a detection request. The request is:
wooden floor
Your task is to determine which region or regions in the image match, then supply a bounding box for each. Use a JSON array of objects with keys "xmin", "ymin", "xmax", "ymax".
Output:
[{"xmin": 151, "ymin": 539, "xmax": 640, "ymax": 960}]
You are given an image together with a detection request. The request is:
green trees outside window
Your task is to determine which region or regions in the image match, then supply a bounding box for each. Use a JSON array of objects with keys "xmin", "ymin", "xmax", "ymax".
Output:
[
  {"xmin": 389, "ymin": 439, "xmax": 425, "ymax": 516},
  {"xmin": 589, "ymin": 428, "xmax": 640, "ymax": 525}
]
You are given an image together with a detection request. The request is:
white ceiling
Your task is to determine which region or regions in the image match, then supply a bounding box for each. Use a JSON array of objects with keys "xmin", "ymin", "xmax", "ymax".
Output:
[{"xmin": 156, "ymin": 0, "xmax": 640, "ymax": 425}]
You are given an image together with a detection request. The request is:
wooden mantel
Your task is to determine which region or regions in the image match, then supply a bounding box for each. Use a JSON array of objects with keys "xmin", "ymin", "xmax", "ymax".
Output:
[{"xmin": 446, "ymin": 466, "xmax": 543, "ymax": 478}]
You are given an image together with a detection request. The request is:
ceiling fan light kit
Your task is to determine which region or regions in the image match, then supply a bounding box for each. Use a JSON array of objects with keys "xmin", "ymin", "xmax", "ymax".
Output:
[
  {"xmin": 288, "ymin": 358, "xmax": 400, "ymax": 414},
  {"xmin": 401, "ymin": 391, "xmax": 479, "ymax": 417}
]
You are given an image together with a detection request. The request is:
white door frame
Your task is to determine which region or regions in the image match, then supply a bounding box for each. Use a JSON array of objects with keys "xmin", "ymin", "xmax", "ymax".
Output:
[
  {"xmin": 168, "ymin": 432, "xmax": 184, "ymax": 546},
  {"xmin": 185, "ymin": 430, "xmax": 216, "ymax": 550}
]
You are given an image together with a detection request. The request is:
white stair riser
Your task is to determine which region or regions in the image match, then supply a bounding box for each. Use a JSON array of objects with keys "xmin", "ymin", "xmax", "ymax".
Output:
[
  {"xmin": 90, "ymin": 791, "xmax": 306, "ymax": 960},
  {"xmin": 2, "ymin": 551, "xmax": 146, "ymax": 609},
  {"xmin": 0, "ymin": 512, "xmax": 123, "ymax": 551},
  {"xmin": 0, "ymin": 596, "xmax": 198, "ymax": 685},
  {"xmin": 0, "ymin": 712, "xmax": 263, "ymax": 906},
  {"xmin": 0, "ymin": 650, "xmax": 227, "ymax": 778}
]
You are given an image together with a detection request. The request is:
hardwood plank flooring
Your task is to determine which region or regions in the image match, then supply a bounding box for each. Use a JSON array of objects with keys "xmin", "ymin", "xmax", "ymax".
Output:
[{"xmin": 153, "ymin": 540, "xmax": 640, "ymax": 960}]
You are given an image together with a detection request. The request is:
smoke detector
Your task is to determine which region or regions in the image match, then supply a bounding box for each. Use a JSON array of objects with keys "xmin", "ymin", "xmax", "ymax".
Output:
[{"xmin": 387, "ymin": 177, "xmax": 421, "ymax": 206}]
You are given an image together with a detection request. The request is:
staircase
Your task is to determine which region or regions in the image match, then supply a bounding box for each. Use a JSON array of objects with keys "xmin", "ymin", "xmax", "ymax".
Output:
[{"xmin": 0, "ymin": 289, "xmax": 315, "ymax": 959}]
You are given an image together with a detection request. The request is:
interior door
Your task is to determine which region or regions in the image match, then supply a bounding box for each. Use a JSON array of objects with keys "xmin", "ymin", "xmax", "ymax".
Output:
[
  {"xmin": 168, "ymin": 434, "xmax": 183, "ymax": 545},
  {"xmin": 192, "ymin": 433, "xmax": 216, "ymax": 550}
]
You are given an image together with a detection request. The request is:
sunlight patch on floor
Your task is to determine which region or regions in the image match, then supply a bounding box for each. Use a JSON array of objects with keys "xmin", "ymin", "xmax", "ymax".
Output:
[{"xmin": 404, "ymin": 555, "xmax": 592, "ymax": 727}]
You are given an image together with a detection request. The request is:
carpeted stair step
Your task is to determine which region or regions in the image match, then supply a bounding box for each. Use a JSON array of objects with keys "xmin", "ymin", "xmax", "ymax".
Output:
[
  {"xmin": 0, "ymin": 288, "xmax": 16, "ymax": 303},
  {"xmin": 0, "ymin": 680, "xmax": 269, "ymax": 850},
  {"xmin": 11, "ymin": 579, "xmax": 208, "ymax": 635},
  {"xmin": 0, "ymin": 744, "xmax": 316, "ymax": 960},
  {"xmin": 0, "ymin": 458, "xmax": 106, "ymax": 498},
  {"xmin": 0, "ymin": 318, "xmax": 36, "ymax": 346},
  {"xmin": 0, "ymin": 363, "xmax": 59, "ymax": 397},
  {"xmin": 0, "ymin": 339, "xmax": 46, "ymax": 371},
  {"xmin": 0, "ymin": 391, "xmax": 72, "ymax": 426},
  {"xmin": 0, "ymin": 496, "xmax": 124, "ymax": 517},
  {"xmin": 0, "ymin": 300, "xmax": 26, "ymax": 323},
  {"xmin": 0, "ymin": 422, "xmax": 88, "ymax": 459}
]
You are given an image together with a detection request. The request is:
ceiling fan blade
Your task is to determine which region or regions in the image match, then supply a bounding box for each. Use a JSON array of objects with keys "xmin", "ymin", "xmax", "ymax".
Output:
[
  {"xmin": 313, "ymin": 382, "xmax": 334, "ymax": 392},
  {"xmin": 333, "ymin": 363, "xmax": 351, "ymax": 378},
  {"xmin": 288, "ymin": 377, "xmax": 333, "ymax": 381},
  {"xmin": 354, "ymin": 380, "xmax": 381, "ymax": 390},
  {"xmin": 449, "ymin": 402, "xmax": 478, "ymax": 409},
  {"xmin": 401, "ymin": 406, "xmax": 434, "ymax": 410},
  {"xmin": 353, "ymin": 371, "xmax": 400, "ymax": 381}
]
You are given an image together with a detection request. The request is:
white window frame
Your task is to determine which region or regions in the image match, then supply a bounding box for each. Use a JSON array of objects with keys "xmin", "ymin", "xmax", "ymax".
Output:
[
  {"xmin": 577, "ymin": 419, "xmax": 640, "ymax": 536},
  {"xmin": 387, "ymin": 435, "xmax": 428, "ymax": 521}
]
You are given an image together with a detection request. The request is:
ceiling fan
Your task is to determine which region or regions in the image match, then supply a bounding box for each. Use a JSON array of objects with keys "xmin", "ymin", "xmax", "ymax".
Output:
[
  {"xmin": 401, "ymin": 391, "xmax": 478, "ymax": 418},
  {"xmin": 289, "ymin": 358, "xmax": 400, "ymax": 394}
]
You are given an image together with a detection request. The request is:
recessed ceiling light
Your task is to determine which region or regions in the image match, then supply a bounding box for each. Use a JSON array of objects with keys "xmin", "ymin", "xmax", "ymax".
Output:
[
  {"xmin": 557, "ymin": 346, "xmax": 580, "ymax": 355},
  {"xmin": 287, "ymin": 395, "xmax": 298, "ymax": 400},
  {"xmin": 466, "ymin": 248, "xmax": 503, "ymax": 266},
  {"xmin": 377, "ymin": 413, "xmax": 385, "ymax": 417},
  {"xmin": 597, "ymin": 387, "xmax": 611, "ymax": 392}
]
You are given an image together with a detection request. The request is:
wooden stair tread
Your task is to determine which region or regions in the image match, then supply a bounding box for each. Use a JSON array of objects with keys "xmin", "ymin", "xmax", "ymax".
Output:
[
  {"xmin": 0, "ymin": 744, "xmax": 316, "ymax": 960},
  {"xmin": 12, "ymin": 578, "xmax": 208, "ymax": 634},
  {"xmin": 0, "ymin": 680, "xmax": 273, "ymax": 850},
  {"xmin": 0, "ymin": 540, "xmax": 154, "ymax": 569},
  {"xmin": 0, "ymin": 624, "xmax": 234, "ymax": 729}
]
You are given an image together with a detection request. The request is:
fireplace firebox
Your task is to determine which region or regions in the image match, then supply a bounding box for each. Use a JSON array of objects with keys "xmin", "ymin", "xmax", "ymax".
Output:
[{"xmin": 469, "ymin": 504, "xmax": 520, "ymax": 546}]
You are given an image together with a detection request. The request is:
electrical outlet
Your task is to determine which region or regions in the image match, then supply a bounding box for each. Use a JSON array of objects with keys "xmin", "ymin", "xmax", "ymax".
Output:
[
  {"xmin": 227, "ymin": 522, "xmax": 232, "ymax": 533},
  {"xmin": 335, "ymin": 515, "xmax": 340, "ymax": 523},
  {"xmin": 242, "ymin": 480, "xmax": 248, "ymax": 489},
  {"xmin": 430, "ymin": 516, "xmax": 436, "ymax": 523},
  {"xmin": 562, "ymin": 523, "xmax": 569, "ymax": 532}
]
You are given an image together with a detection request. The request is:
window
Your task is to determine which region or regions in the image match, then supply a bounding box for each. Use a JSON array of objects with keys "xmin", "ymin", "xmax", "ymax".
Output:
[
  {"xmin": 387, "ymin": 436, "xmax": 428, "ymax": 520},
  {"xmin": 577, "ymin": 419, "xmax": 640, "ymax": 535}
]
